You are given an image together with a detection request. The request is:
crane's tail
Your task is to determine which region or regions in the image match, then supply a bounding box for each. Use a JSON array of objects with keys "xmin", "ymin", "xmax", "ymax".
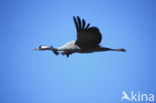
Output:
[{"xmin": 50, "ymin": 46, "xmax": 59, "ymax": 55}]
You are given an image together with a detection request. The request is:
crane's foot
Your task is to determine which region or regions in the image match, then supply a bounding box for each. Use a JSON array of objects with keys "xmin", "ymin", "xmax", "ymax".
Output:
[{"xmin": 117, "ymin": 48, "xmax": 126, "ymax": 52}]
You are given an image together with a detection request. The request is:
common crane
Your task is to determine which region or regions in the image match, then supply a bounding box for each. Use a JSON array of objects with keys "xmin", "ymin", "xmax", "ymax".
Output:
[{"xmin": 33, "ymin": 16, "xmax": 126, "ymax": 57}]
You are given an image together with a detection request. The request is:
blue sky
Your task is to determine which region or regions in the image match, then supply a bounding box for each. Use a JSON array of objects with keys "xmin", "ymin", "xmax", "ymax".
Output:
[{"xmin": 1, "ymin": 0, "xmax": 156, "ymax": 103}]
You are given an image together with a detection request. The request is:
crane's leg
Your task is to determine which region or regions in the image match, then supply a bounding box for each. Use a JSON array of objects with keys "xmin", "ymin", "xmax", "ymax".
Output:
[
  {"xmin": 99, "ymin": 47, "xmax": 126, "ymax": 52},
  {"xmin": 111, "ymin": 48, "xmax": 126, "ymax": 52}
]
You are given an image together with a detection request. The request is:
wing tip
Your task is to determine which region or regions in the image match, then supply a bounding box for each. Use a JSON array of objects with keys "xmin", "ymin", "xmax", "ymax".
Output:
[
  {"xmin": 73, "ymin": 16, "xmax": 76, "ymax": 19},
  {"xmin": 73, "ymin": 16, "xmax": 91, "ymax": 31}
]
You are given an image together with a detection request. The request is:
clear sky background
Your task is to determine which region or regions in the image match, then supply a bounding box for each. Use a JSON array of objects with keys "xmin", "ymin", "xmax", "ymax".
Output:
[{"xmin": 1, "ymin": 0, "xmax": 156, "ymax": 103}]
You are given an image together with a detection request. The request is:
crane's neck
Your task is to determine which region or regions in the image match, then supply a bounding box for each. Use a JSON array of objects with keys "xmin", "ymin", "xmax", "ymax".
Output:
[{"xmin": 33, "ymin": 45, "xmax": 57, "ymax": 51}]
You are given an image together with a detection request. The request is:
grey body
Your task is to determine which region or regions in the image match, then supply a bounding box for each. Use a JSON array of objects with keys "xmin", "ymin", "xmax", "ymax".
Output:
[
  {"xmin": 57, "ymin": 41, "xmax": 116, "ymax": 53},
  {"xmin": 33, "ymin": 16, "xmax": 126, "ymax": 58}
]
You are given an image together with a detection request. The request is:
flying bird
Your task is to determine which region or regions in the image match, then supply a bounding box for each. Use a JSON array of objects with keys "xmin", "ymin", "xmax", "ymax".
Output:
[
  {"xmin": 33, "ymin": 16, "xmax": 126, "ymax": 57},
  {"xmin": 121, "ymin": 91, "xmax": 131, "ymax": 101}
]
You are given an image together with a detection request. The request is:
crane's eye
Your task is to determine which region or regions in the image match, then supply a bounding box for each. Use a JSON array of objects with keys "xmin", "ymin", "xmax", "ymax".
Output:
[{"xmin": 39, "ymin": 45, "xmax": 43, "ymax": 49}]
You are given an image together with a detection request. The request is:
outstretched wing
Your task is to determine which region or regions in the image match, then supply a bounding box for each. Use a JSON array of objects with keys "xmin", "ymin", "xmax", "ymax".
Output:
[{"xmin": 73, "ymin": 16, "xmax": 102, "ymax": 48}]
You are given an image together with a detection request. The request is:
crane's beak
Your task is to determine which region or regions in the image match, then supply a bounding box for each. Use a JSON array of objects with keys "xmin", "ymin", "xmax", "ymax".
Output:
[{"xmin": 33, "ymin": 48, "xmax": 39, "ymax": 50}]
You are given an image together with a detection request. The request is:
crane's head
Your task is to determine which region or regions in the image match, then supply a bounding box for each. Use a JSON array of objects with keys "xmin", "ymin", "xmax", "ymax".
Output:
[
  {"xmin": 33, "ymin": 45, "xmax": 49, "ymax": 50},
  {"xmin": 33, "ymin": 45, "xmax": 59, "ymax": 55}
]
